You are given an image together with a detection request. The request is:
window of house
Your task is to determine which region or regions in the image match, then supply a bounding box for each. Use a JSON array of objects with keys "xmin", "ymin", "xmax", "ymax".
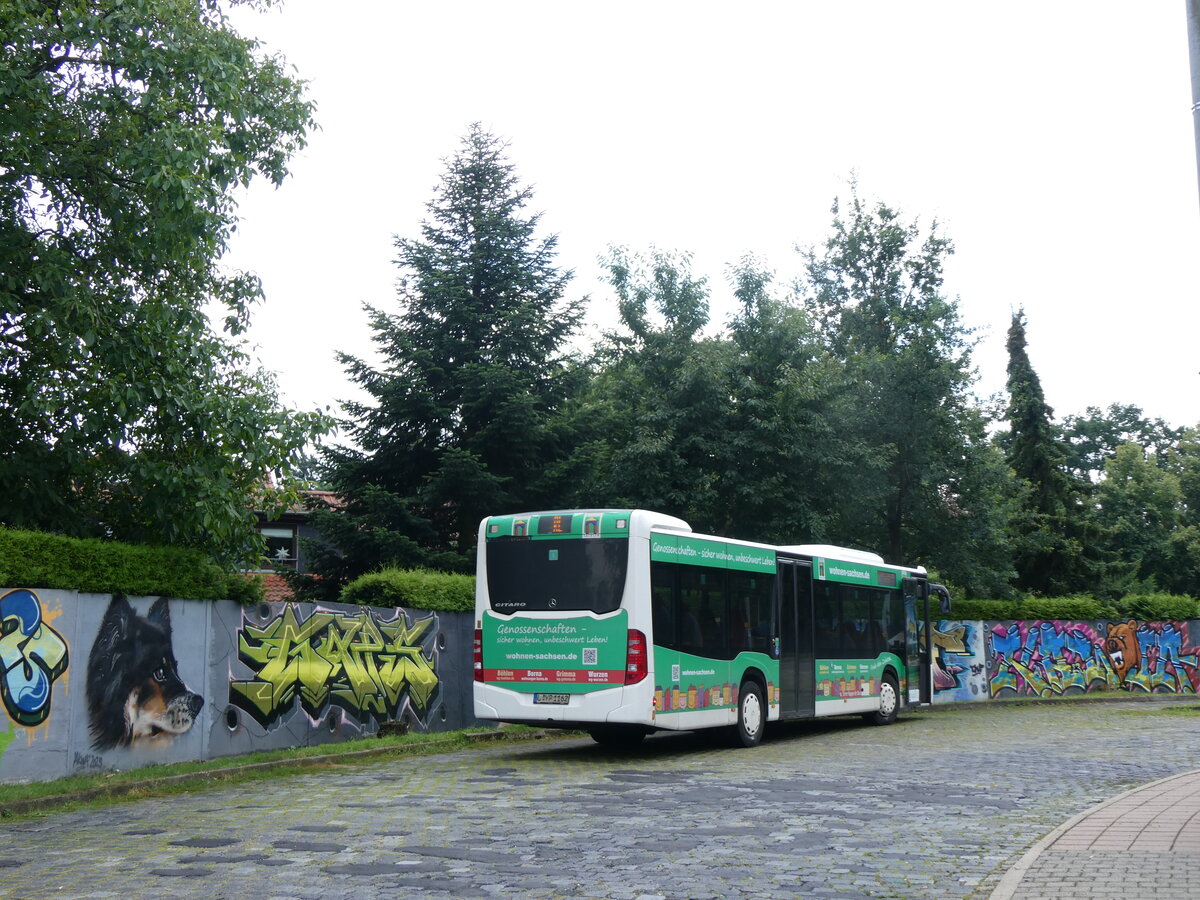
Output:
[{"xmin": 258, "ymin": 526, "xmax": 297, "ymax": 572}]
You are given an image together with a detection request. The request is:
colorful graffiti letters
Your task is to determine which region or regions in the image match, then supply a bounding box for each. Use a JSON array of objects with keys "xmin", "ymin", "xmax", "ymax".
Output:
[
  {"xmin": 989, "ymin": 620, "xmax": 1200, "ymax": 697},
  {"xmin": 932, "ymin": 620, "xmax": 989, "ymax": 701},
  {"xmin": 0, "ymin": 589, "xmax": 69, "ymax": 727},
  {"xmin": 231, "ymin": 605, "xmax": 439, "ymax": 728}
]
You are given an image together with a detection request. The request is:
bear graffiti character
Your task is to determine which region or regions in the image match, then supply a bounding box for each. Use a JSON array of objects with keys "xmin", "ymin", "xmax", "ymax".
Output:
[{"xmin": 1103, "ymin": 619, "xmax": 1141, "ymax": 686}]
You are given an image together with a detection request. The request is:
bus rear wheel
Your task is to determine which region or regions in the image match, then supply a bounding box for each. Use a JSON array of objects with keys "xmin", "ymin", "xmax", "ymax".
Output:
[
  {"xmin": 735, "ymin": 680, "xmax": 765, "ymax": 747},
  {"xmin": 865, "ymin": 673, "xmax": 899, "ymax": 726}
]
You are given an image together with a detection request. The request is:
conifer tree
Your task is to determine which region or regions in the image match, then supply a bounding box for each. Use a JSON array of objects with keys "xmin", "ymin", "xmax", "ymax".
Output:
[
  {"xmin": 298, "ymin": 125, "xmax": 584, "ymax": 596},
  {"xmin": 1004, "ymin": 309, "xmax": 1099, "ymax": 593}
]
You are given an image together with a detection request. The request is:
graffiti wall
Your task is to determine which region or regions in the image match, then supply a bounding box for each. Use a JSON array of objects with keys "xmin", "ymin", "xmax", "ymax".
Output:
[
  {"xmin": 989, "ymin": 619, "xmax": 1200, "ymax": 697},
  {"xmin": 932, "ymin": 619, "xmax": 989, "ymax": 703},
  {"xmin": 0, "ymin": 589, "xmax": 481, "ymax": 783},
  {"xmin": 9, "ymin": 598, "xmax": 1200, "ymax": 782}
]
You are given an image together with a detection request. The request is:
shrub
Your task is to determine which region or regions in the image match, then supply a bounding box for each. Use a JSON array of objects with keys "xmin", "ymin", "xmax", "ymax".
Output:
[
  {"xmin": 947, "ymin": 595, "xmax": 1134, "ymax": 621},
  {"xmin": 225, "ymin": 573, "xmax": 267, "ymax": 606},
  {"xmin": 341, "ymin": 568, "xmax": 475, "ymax": 612},
  {"xmin": 1117, "ymin": 593, "xmax": 1200, "ymax": 621},
  {"xmin": 943, "ymin": 598, "xmax": 1020, "ymax": 621},
  {"xmin": 1015, "ymin": 594, "xmax": 1119, "ymax": 620},
  {"xmin": 0, "ymin": 527, "xmax": 229, "ymax": 599}
]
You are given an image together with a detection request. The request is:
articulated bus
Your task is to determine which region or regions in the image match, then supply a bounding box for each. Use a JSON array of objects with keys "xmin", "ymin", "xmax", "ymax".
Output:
[{"xmin": 473, "ymin": 509, "xmax": 950, "ymax": 747}]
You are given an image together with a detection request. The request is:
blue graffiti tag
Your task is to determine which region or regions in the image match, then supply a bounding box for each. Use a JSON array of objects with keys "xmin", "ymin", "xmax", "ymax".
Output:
[{"xmin": 1, "ymin": 589, "xmax": 70, "ymax": 726}]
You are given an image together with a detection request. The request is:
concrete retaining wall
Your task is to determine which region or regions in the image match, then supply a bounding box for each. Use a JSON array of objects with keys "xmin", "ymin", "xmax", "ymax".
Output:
[{"xmin": 0, "ymin": 587, "xmax": 482, "ymax": 783}]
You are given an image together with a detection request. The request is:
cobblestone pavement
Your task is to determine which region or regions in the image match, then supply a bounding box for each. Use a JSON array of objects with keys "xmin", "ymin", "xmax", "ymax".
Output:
[{"xmin": 1, "ymin": 700, "xmax": 1198, "ymax": 900}]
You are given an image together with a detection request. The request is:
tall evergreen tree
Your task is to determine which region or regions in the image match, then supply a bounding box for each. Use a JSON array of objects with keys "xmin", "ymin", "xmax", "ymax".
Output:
[
  {"xmin": 1003, "ymin": 309, "xmax": 1099, "ymax": 594},
  {"xmin": 299, "ymin": 125, "xmax": 584, "ymax": 596}
]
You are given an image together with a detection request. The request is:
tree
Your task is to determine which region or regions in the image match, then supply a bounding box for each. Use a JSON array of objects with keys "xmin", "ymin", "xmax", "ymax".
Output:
[
  {"xmin": 1002, "ymin": 310, "xmax": 1119, "ymax": 596},
  {"xmin": 1061, "ymin": 403, "xmax": 1182, "ymax": 481},
  {"xmin": 800, "ymin": 186, "xmax": 1009, "ymax": 593},
  {"xmin": 1002, "ymin": 309, "xmax": 1099, "ymax": 594},
  {"xmin": 1096, "ymin": 443, "xmax": 1182, "ymax": 592},
  {"xmin": 715, "ymin": 256, "xmax": 847, "ymax": 544},
  {"xmin": 577, "ymin": 247, "xmax": 730, "ymax": 529},
  {"xmin": 303, "ymin": 125, "xmax": 585, "ymax": 595},
  {"xmin": 1, "ymin": 0, "xmax": 330, "ymax": 564},
  {"xmin": 1163, "ymin": 427, "xmax": 1200, "ymax": 596}
]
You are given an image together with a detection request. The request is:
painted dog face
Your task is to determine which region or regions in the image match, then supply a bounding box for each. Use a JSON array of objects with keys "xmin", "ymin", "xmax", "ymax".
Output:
[{"xmin": 86, "ymin": 596, "xmax": 204, "ymax": 750}]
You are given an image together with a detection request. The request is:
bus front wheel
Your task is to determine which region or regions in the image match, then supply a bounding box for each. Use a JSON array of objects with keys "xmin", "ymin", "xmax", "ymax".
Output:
[
  {"xmin": 865, "ymin": 674, "xmax": 899, "ymax": 726},
  {"xmin": 735, "ymin": 680, "xmax": 765, "ymax": 747}
]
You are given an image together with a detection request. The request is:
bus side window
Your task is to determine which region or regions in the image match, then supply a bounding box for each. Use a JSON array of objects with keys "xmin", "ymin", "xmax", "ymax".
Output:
[
  {"xmin": 868, "ymin": 589, "xmax": 888, "ymax": 655},
  {"xmin": 885, "ymin": 590, "xmax": 906, "ymax": 656},
  {"xmin": 727, "ymin": 570, "xmax": 773, "ymax": 654},
  {"xmin": 678, "ymin": 566, "xmax": 705, "ymax": 653},
  {"xmin": 814, "ymin": 581, "xmax": 839, "ymax": 657},
  {"xmin": 841, "ymin": 588, "xmax": 873, "ymax": 657},
  {"xmin": 697, "ymin": 568, "xmax": 728, "ymax": 659},
  {"xmin": 651, "ymin": 562, "xmax": 676, "ymax": 649}
]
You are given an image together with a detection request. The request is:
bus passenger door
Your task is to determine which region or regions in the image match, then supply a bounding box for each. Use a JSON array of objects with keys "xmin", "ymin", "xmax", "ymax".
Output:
[
  {"xmin": 902, "ymin": 580, "xmax": 931, "ymax": 706},
  {"xmin": 777, "ymin": 560, "xmax": 814, "ymax": 718}
]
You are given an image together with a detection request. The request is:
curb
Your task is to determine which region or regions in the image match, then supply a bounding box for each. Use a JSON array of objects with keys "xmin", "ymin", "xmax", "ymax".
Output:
[
  {"xmin": 0, "ymin": 728, "xmax": 566, "ymax": 818},
  {"xmin": 987, "ymin": 768, "xmax": 1200, "ymax": 900}
]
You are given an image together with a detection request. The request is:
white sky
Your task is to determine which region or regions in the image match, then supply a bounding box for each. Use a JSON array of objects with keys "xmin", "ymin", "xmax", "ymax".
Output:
[{"xmin": 223, "ymin": 1, "xmax": 1200, "ymax": 432}]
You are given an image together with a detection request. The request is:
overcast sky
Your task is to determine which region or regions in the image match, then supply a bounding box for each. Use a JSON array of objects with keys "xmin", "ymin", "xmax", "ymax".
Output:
[{"xmin": 223, "ymin": 1, "xmax": 1200, "ymax": 433}]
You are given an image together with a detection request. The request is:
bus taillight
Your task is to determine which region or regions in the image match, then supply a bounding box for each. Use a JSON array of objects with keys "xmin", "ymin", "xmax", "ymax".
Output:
[
  {"xmin": 473, "ymin": 628, "xmax": 483, "ymax": 682},
  {"xmin": 625, "ymin": 629, "xmax": 647, "ymax": 684}
]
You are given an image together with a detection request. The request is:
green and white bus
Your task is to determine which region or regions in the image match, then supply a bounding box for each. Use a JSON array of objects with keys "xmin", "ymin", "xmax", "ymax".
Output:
[{"xmin": 473, "ymin": 509, "xmax": 949, "ymax": 747}]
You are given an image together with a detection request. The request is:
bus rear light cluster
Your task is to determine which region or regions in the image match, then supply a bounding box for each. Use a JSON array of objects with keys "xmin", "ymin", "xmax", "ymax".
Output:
[
  {"xmin": 473, "ymin": 628, "xmax": 483, "ymax": 682},
  {"xmin": 625, "ymin": 629, "xmax": 647, "ymax": 684}
]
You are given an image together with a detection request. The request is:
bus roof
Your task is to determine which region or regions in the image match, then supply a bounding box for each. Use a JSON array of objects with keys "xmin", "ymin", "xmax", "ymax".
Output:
[{"xmin": 780, "ymin": 544, "xmax": 884, "ymax": 565}]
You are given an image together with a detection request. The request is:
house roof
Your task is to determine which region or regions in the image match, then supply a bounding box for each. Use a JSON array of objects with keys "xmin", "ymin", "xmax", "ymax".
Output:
[{"xmin": 260, "ymin": 573, "xmax": 294, "ymax": 603}]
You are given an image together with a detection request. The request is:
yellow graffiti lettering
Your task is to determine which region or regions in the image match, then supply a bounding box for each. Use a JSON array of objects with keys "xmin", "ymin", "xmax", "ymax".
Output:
[
  {"xmin": 934, "ymin": 624, "xmax": 968, "ymax": 654},
  {"xmin": 230, "ymin": 606, "xmax": 438, "ymax": 728}
]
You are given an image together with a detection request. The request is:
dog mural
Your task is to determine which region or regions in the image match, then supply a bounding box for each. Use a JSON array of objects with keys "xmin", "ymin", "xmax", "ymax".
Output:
[{"xmin": 86, "ymin": 596, "xmax": 204, "ymax": 750}]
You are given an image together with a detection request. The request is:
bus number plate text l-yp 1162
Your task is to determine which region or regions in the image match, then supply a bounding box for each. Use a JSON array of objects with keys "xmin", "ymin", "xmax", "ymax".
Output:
[{"xmin": 533, "ymin": 693, "xmax": 570, "ymax": 705}]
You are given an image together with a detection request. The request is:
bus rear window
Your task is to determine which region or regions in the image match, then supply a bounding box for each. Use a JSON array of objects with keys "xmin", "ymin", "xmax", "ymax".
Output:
[{"xmin": 486, "ymin": 538, "xmax": 629, "ymax": 613}]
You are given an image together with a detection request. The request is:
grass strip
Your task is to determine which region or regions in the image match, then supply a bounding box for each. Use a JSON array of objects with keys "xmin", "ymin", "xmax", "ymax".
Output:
[{"xmin": 0, "ymin": 726, "xmax": 576, "ymax": 819}]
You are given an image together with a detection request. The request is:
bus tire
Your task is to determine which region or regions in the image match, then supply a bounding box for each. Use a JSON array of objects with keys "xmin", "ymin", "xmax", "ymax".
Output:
[
  {"xmin": 866, "ymin": 673, "xmax": 899, "ymax": 726},
  {"xmin": 735, "ymin": 679, "xmax": 765, "ymax": 747},
  {"xmin": 588, "ymin": 726, "xmax": 646, "ymax": 748}
]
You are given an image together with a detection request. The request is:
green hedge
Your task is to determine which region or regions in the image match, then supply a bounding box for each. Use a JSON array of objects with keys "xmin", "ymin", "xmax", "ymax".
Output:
[
  {"xmin": 950, "ymin": 592, "xmax": 1200, "ymax": 622},
  {"xmin": 945, "ymin": 598, "xmax": 1021, "ymax": 621},
  {"xmin": 340, "ymin": 568, "xmax": 475, "ymax": 612},
  {"xmin": 1119, "ymin": 593, "xmax": 1200, "ymax": 620},
  {"xmin": 0, "ymin": 527, "xmax": 231, "ymax": 599}
]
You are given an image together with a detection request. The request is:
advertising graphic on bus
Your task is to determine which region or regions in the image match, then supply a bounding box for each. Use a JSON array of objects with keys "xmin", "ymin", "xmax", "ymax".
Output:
[{"xmin": 474, "ymin": 509, "xmax": 948, "ymax": 747}]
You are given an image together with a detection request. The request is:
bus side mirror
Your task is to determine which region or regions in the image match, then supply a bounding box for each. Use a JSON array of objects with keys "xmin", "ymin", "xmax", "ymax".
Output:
[{"xmin": 931, "ymin": 584, "xmax": 951, "ymax": 616}]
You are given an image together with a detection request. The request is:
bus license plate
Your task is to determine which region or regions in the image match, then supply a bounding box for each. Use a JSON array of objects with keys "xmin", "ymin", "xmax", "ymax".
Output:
[{"xmin": 534, "ymin": 693, "xmax": 570, "ymax": 705}]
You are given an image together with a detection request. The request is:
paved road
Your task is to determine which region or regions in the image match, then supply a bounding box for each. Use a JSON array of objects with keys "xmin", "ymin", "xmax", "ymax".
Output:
[{"xmin": 1, "ymin": 700, "xmax": 1198, "ymax": 899}]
